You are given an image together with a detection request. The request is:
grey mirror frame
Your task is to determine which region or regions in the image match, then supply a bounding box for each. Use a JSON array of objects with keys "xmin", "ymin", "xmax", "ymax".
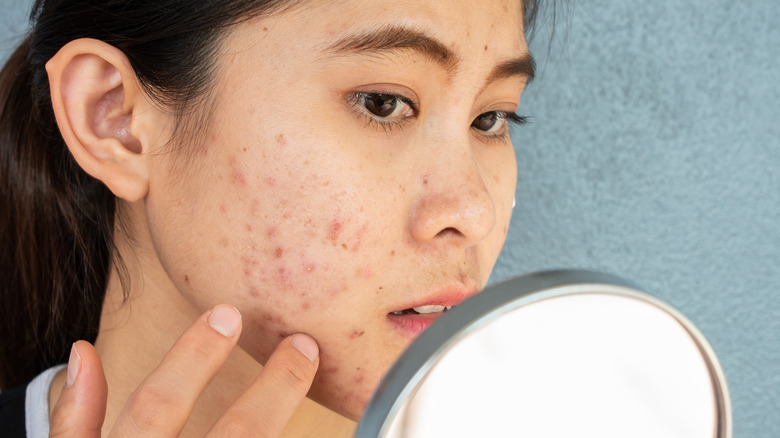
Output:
[{"xmin": 355, "ymin": 269, "xmax": 731, "ymax": 438}]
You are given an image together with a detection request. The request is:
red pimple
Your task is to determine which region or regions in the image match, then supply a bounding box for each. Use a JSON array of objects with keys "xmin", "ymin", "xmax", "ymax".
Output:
[
  {"xmin": 245, "ymin": 223, "xmax": 252, "ymax": 232},
  {"xmin": 328, "ymin": 220, "xmax": 343, "ymax": 242},
  {"xmin": 264, "ymin": 176, "xmax": 277, "ymax": 187},
  {"xmin": 266, "ymin": 226, "xmax": 279, "ymax": 238},
  {"xmin": 248, "ymin": 286, "xmax": 259, "ymax": 298},
  {"xmin": 274, "ymin": 247, "xmax": 283, "ymax": 258},
  {"xmin": 302, "ymin": 261, "xmax": 316, "ymax": 273},
  {"xmin": 241, "ymin": 255, "xmax": 259, "ymax": 267}
]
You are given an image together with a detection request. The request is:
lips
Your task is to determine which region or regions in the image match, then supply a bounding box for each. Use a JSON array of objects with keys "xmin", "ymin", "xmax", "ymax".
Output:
[{"xmin": 387, "ymin": 285, "xmax": 478, "ymax": 338}]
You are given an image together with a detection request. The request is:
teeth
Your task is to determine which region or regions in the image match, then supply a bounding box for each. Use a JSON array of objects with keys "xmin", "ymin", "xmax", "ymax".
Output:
[
  {"xmin": 391, "ymin": 305, "xmax": 455, "ymax": 315},
  {"xmin": 412, "ymin": 305, "xmax": 453, "ymax": 314}
]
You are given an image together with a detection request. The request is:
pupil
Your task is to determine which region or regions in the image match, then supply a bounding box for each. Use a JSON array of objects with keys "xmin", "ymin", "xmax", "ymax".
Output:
[
  {"xmin": 365, "ymin": 94, "xmax": 397, "ymax": 117},
  {"xmin": 473, "ymin": 113, "xmax": 497, "ymax": 131}
]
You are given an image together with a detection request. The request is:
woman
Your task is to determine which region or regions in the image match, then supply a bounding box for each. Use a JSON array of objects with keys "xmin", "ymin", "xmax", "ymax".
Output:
[{"xmin": 0, "ymin": 0, "xmax": 540, "ymax": 436}]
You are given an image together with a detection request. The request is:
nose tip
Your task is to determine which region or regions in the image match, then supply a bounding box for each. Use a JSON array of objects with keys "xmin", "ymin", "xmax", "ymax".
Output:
[{"xmin": 409, "ymin": 175, "xmax": 497, "ymax": 248}]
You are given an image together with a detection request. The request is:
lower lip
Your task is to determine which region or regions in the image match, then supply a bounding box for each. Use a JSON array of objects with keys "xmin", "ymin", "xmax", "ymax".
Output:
[{"xmin": 386, "ymin": 312, "xmax": 444, "ymax": 338}]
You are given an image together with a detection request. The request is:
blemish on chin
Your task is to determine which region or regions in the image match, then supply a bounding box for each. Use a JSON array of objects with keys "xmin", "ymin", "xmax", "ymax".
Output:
[{"xmin": 184, "ymin": 275, "xmax": 190, "ymax": 285}]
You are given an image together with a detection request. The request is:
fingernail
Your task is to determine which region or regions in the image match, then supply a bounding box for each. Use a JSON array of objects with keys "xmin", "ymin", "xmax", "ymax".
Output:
[
  {"xmin": 291, "ymin": 334, "xmax": 319, "ymax": 362},
  {"xmin": 66, "ymin": 343, "xmax": 80, "ymax": 387},
  {"xmin": 208, "ymin": 305, "xmax": 241, "ymax": 337}
]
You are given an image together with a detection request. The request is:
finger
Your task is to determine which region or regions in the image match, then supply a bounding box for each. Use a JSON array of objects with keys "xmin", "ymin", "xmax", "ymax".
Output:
[
  {"xmin": 49, "ymin": 341, "xmax": 108, "ymax": 438},
  {"xmin": 207, "ymin": 334, "xmax": 319, "ymax": 437},
  {"xmin": 110, "ymin": 304, "xmax": 242, "ymax": 437}
]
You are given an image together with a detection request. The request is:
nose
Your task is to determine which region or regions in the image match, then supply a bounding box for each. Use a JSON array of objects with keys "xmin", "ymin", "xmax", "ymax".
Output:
[{"xmin": 408, "ymin": 144, "xmax": 497, "ymax": 248}]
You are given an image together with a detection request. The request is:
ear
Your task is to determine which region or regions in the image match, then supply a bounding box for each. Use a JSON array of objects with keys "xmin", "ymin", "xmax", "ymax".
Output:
[{"xmin": 46, "ymin": 38, "xmax": 160, "ymax": 202}]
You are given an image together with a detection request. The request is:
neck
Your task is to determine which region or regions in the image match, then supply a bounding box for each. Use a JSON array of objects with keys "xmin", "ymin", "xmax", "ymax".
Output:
[{"xmin": 49, "ymin": 221, "xmax": 355, "ymax": 437}]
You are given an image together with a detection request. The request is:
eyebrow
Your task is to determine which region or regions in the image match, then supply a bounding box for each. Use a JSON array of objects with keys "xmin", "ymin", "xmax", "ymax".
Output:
[
  {"xmin": 326, "ymin": 25, "xmax": 460, "ymax": 73},
  {"xmin": 325, "ymin": 25, "xmax": 536, "ymax": 85},
  {"xmin": 488, "ymin": 54, "xmax": 536, "ymax": 85}
]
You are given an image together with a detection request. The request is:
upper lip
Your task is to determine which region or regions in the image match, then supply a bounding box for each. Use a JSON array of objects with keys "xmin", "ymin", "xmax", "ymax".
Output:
[{"xmin": 389, "ymin": 283, "xmax": 480, "ymax": 313}]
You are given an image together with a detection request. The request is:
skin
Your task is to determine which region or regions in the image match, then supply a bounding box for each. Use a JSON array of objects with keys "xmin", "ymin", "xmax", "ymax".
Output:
[{"xmin": 45, "ymin": 0, "xmax": 531, "ymax": 436}]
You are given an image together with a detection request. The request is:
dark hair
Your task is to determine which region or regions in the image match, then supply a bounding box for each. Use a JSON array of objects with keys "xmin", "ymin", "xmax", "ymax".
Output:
[{"xmin": 0, "ymin": 0, "xmax": 542, "ymax": 390}]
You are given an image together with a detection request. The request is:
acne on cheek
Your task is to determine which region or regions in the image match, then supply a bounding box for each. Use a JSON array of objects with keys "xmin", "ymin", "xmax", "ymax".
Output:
[{"xmin": 229, "ymin": 155, "xmax": 248, "ymax": 188}]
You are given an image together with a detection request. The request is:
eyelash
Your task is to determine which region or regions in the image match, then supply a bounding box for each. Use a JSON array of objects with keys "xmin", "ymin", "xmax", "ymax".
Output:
[{"xmin": 347, "ymin": 92, "xmax": 529, "ymax": 143}]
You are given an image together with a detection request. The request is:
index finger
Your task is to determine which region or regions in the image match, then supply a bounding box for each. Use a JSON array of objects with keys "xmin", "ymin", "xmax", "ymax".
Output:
[{"xmin": 109, "ymin": 304, "xmax": 242, "ymax": 437}]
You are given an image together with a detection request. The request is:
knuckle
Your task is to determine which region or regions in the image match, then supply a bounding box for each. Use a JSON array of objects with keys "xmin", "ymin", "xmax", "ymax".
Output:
[
  {"xmin": 124, "ymin": 383, "xmax": 187, "ymax": 430},
  {"xmin": 274, "ymin": 355, "xmax": 316, "ymax": 391},
  {"xmin": 178, "ymin": 330, "xmax": 225, "ymax": 361},
  {"xmin": 213, "ymin": 415, "xmax": 273, "ymax": 438}
]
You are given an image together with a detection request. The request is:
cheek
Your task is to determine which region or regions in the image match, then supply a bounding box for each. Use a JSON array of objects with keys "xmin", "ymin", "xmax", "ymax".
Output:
[{"xmin": 208, "ymin": 147, "xmax": 386, "ymax": 340}]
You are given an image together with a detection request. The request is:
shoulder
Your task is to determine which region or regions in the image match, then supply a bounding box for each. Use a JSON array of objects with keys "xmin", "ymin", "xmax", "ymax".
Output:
[
  {"xmin": 0, "ymin": 383, "xmax": 27, "ymax": 438},
  {"xmin": 0, "ymin": 364, "xmax": 66, "ymax": 438}
]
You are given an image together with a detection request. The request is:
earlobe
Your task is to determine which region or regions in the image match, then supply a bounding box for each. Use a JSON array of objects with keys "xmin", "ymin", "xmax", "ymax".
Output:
[{"xmin": 46, "ymin": 38, "xmax": 152, "ymax": 202}]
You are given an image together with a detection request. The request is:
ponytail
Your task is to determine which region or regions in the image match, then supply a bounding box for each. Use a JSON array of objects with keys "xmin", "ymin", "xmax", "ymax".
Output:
[{"xmin": 0, "ymin": 36, "xmax": 116, "ymax": 390}]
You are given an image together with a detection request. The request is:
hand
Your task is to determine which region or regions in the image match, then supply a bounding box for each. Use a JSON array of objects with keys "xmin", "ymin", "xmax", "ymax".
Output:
[{"xmin": 49, "ymin": 304, "xmax": 320, "ymax": 437}]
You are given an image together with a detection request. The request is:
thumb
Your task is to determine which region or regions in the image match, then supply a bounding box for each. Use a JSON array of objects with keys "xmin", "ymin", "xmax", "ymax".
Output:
[{"xmin": 49, "ymin": 341, "xmax": 108, "ymax": 438}]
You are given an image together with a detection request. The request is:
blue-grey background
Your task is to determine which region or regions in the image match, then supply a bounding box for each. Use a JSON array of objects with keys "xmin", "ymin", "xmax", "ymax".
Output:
[{"xmin": 2, "ymin": 0, "xmax": 778, "ymax": 436}]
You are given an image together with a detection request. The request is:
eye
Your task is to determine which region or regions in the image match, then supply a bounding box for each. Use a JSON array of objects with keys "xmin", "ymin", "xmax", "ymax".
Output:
[
  {"xmin": 358, "ymin": 93, "xmax": 416, "ymax": 119},
  {"xmin": 472, "ymin": 112, "xmax": 507, "ymax": 133},
  {"xmin": 471, "ymin": 111, "xmax": 529, "ymax": 141}
]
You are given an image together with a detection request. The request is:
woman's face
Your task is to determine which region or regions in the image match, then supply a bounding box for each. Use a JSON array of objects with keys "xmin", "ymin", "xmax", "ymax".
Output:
[{"xmin": 143, "ymin": 0, "xmax": 530, "ymax": 421}]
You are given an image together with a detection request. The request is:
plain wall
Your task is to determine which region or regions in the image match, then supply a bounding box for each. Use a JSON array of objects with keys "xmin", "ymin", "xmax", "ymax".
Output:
[{"xmin": 2, "ymin": 1, "xmax": 778, "ymax": 436}]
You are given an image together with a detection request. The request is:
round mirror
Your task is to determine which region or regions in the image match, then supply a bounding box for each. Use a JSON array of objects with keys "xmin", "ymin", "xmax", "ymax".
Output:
[{"xmin": 355, "ymin": 270, "xmax": 731, "ymax": 438}]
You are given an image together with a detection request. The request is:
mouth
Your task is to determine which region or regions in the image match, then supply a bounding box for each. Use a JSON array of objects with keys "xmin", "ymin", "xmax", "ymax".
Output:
[
  {"xmin": 390, "ymin": 305, "xmax": 454, "ymax": 315},
  {"xmin": 387, "ymin": 285, "xmax": 478, "ymax": 338}
]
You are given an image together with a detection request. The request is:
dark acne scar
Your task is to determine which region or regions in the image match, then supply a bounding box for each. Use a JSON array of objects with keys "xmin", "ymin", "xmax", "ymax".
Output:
[{"xmin": 350, "ymin": 330, "xmax": 365, "ymax": 339}]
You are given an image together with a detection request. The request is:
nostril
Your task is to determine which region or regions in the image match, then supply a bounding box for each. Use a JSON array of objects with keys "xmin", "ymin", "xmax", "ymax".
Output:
[{"xmin": 435, "ymin": 227, "xmax": 464, "ymax": 239}]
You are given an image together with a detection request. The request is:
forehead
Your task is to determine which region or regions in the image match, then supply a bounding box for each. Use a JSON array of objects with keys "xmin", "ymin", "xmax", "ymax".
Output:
[{"xmin": 263, "ymin": 0, "xmax": 529, "ymax": 55}]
